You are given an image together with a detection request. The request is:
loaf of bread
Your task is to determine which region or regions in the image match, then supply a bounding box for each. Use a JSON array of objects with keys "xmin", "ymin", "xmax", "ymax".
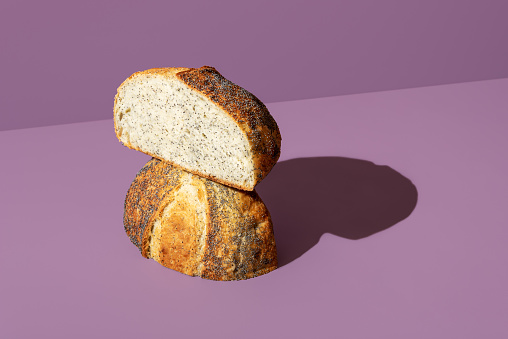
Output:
[
  {"xmin": 124, "ymin": 158, "xmax": 278, "ymax": 281},
  {"xmin": 114, "ymin": 66, "xmax": 281, "ymax": 191}
]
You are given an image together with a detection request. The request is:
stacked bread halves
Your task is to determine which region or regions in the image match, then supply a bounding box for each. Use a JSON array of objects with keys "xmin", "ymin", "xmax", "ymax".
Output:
[{"xmin": 114, "ymin": 66, "xmax": 281, "ymax": 281}]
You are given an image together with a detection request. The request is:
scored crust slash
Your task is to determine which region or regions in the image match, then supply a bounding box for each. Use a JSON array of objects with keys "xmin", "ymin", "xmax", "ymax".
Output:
[{"xmin": 115, "ymin": 66, "xmax": 281, "ymax": 281}]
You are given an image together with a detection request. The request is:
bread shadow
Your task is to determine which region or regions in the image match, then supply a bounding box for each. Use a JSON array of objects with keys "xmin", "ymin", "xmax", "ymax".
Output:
[{"xmin": 256, "ymin": 157, "xmax": 418, "ymax": 267}]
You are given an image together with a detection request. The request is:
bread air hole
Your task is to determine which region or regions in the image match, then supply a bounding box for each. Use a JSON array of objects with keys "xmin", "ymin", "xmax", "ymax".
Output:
[
  {"xmin": 123, "ymin": 131, "xmax": 131, "ymax": 145},
  {"xmin": 118, "ymin": 108, "xmax": 131, "ymax": 121}
]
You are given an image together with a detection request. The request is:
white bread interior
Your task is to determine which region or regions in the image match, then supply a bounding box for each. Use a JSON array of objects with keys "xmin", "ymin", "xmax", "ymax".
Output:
[{"xmin": 114, "ymin": 70, "xmax": 255, "ymax": 190}]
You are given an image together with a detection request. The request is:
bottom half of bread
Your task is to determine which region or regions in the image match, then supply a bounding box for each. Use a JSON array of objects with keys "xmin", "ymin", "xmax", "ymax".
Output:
[{"xmin": 124, "ymin": 158, "xmax": 277, "ymax": 281}]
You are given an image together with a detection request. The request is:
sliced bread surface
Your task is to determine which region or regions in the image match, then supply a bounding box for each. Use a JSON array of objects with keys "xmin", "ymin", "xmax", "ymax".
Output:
[{"xmin": 114, "ymin": 66, "xmax": 281, "ymax": 191}]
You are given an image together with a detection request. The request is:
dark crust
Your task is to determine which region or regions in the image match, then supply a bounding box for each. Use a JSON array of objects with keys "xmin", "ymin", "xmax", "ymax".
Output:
[
  {"xmin": 123, "ymin": 158, "xmax": 182, "ymax": 255},
  {"xmin": 176, "ymin": 66, "xmax": 282, "ymax": 186},
  {"xmin": 200, "ymin": 179, "xmax": 278, "ymax": 281}
]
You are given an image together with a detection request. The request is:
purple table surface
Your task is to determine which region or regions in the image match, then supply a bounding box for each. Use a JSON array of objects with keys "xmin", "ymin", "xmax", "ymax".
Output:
[{"xmin": 1, "ymin": 78, "xmax": 507, "ymax": 338}]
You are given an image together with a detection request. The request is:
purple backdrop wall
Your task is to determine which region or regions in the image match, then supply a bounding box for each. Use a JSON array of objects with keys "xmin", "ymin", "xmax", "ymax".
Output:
[{"xmin": 1, "ymin": 0, "xmax": 508, "ymax": 131}]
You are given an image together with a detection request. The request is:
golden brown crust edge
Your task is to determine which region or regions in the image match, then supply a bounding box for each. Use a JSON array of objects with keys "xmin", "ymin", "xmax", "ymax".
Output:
[
  {"xmin": 146, "ymin": 172, "xmax": 207, "ymax": 277},
  {"xmin": 123, "ymin": 158, "xmax": 184, "ymax": 253}
]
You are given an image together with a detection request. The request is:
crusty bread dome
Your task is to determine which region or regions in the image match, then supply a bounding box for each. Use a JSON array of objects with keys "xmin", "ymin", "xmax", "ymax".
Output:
[{"xmin": 124, "ymin": 158, "xmax": 278, "ymax": 281}]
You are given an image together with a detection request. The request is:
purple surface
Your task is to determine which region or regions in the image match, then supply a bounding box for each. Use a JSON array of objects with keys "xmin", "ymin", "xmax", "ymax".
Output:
[
  {"xmin": 1, "ymin": 78, "xmax": 508, "ymax": 338},
  {"xmin": 2, "ymin": 0, "xmax": 508, "ymax": 131}
]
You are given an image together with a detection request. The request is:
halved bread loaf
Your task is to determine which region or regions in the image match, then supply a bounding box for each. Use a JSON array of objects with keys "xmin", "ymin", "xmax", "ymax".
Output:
[
  {"xmin": 114, "ymin": 66, "xmax": 281, "ymax": 191},
  {"xmin": 124, "ymin": 158, "xmax": 278, "ymax": 281}
]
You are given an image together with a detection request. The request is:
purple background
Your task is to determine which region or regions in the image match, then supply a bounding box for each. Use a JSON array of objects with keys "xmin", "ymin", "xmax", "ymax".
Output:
[
  {"xmin": 2, "ymin": 1, "xmax": 508, "ymax": 337},
  {"xmin": 2, "ymin": 0, "xmax": 508, "ymax": 131},
  {"xmin": 2, "ymin": 78, "xmax": 507, "ymax": 338}
]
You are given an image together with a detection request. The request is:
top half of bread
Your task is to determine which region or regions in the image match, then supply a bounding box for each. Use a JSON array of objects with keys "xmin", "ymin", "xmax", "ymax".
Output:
[{"xmin": 114, "ymin": 66, "xmax": 281, "ymax": 191}]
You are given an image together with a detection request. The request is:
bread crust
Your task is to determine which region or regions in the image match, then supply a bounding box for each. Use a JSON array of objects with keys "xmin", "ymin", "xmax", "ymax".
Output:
[
  {"xmin": 114, "ymin": 66, "xmax": 281, "ymax": 191},
  {"xmin": 123, "ymin": 158, "xmax": 183, "ymax": 251},
  {"xmin": 124, "ymin": 158, "xmax": 278, "ymax": 281},
  {"xmin": 200, "ymin": 179, "xmax": 278, "ymax": 280}
]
